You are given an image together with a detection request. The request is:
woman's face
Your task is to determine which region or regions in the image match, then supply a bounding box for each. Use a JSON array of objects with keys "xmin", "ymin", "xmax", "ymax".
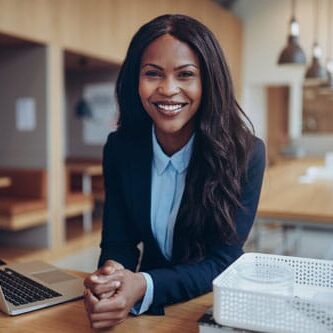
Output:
[{"xmin": 139, "ymin": 34, "xmax": 202, "ymax": 148}]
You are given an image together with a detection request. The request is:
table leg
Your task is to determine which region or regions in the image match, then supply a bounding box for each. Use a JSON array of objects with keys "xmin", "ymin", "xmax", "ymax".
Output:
[
  {"xmin": 82, "ymin": 173, "xmax": 93, "ymax": 232},
  {"xmin": 83, "ymin": 211, "xmax": 93, "ymax": 232},
  {"xmin": 82, "ymin": 174, "xmax": 92, "ymax": 194}
]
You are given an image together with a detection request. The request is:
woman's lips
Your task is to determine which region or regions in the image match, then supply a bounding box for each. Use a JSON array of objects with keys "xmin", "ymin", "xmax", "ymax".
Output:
[{"xmin": 153, "ymin": 102, "xmax": 188, "ymax": 115}]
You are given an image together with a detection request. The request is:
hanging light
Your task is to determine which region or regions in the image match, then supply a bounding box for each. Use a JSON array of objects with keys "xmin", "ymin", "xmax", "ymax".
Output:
[
  {"xmin": 321, "ymin": 0, "xmax": 333, "ymax": 89},
  {"xmin": 278, "ymin": 0, "xmax": 306, "ymax": 65},
  {"xmin": 326, "ymin": 61, "xmax": 333, "ymax": 88},
  {"xmin": 305, "ymin": 0, "xmax": 327, "ymax": 81},
  {"xmin": 74, "ymin": 57, "xmax": 93, "ymax": 119}
]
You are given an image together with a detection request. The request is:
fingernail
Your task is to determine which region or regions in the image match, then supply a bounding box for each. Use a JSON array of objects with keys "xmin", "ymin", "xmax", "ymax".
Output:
[
  {"xmin": 100, "ymin": 292, "xmax": 110, "ymax": 299},
  {"xmin": 114, "ymin": 281, "xmax": 121, "ymax": 288},
  {"xmin": 105, "ymin": 266, "xmax": 114, "ymax": 274}
]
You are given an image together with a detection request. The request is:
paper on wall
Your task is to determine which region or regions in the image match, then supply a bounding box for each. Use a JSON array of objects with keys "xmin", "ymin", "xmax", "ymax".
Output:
[
  {"xmin": 16, "ymin": 97, "xmax": 36, "ymax": 131},
  {"xmin": 83, "ymin": 82, "xmax": 118, "ymax": 145}
]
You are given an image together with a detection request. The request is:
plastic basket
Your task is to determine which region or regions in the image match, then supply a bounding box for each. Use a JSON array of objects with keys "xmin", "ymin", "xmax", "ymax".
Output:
[{"xmin": 213, "ymin": 253, "xmax": 333, "ymax": 333}]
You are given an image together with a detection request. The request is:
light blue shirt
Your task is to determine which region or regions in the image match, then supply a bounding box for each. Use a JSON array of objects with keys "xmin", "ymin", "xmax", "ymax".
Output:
[{"xmin": 132, "ymin": 127, "xmax": 194, "ymax": 315}]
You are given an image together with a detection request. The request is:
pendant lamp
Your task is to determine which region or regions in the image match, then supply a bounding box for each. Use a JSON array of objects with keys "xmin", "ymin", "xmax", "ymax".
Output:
[
  {"xmin": 74, "ymin": 57, "xmax": 93, "ymax": 119},
  {"xmin": 323, "ymin": 0, "xmax": 333, "ymax": 89},
  {"xmin": 278, "ymin": 0, "xmax": 306, "ymax": 65},
  {"xmin": 327, "ymin": 62, "xmax": 333, "ymax": 88},
  {"xmin": 305, "ymin": 0, "xmax": 327, "ymax": 81}
]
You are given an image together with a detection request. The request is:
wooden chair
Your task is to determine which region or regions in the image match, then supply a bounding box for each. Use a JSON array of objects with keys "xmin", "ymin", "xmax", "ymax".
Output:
[{"xmin": 0, "ymin": 168, "xmax": 48, "ymax": 230}]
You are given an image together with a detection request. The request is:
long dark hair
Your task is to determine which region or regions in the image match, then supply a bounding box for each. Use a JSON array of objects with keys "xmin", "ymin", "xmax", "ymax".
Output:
[{"xmin": 116, "ymin": 14, "xmax": 255, "ymax": 262}]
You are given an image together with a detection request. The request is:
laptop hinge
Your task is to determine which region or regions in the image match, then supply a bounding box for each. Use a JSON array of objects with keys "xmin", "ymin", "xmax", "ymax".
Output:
[{"xmin": 0, "ymin": 285, "xmax": 11, "ymax": 314}]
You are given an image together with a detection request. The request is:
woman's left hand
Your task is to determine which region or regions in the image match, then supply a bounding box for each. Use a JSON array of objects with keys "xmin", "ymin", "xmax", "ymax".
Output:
[
  {"xmin": 84, "ymin": 270, "xmax": 147, "ymax": 329},
  {"xmin": 84, "ymin": 260, "xmax": 124, "ymax": 300}
]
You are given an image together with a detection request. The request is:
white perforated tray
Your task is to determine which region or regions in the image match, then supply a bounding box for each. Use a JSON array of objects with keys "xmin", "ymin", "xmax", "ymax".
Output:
[{"xmin": 213, "ymin": 253, "xmax": 333, "ymax": 333}]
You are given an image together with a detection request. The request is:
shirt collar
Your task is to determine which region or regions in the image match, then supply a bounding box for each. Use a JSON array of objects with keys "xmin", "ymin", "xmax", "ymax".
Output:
[{"xmin": 152, "ymin": 126, "xmax": 194, "ymax": 175}]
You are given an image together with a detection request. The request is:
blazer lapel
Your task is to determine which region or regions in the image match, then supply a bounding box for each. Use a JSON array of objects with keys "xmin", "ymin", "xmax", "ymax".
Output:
[{"xmin": 129, "ymin": 133, "xmax": 156, "ymax": 243}]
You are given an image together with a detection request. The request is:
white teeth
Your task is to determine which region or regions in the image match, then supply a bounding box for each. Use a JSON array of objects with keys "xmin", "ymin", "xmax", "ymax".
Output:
[{"xmin": 157, "ymin": 104, "xmax": 183, "ymax": 111}]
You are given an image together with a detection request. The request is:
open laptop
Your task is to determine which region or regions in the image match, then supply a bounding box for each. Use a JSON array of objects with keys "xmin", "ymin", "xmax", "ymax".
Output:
[{"xmin": 0, "ymin": 260, "xmax": 84, "ymax": 315}]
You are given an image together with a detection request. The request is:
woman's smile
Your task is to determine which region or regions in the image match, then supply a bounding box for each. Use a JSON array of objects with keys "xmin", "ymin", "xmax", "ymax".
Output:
[{"xmin": 152, "ymin": 101, "xmax": 189, "ymax": 116}]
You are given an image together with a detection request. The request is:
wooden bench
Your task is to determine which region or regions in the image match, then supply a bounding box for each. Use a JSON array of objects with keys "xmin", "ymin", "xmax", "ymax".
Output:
[
  {"xmin": 0, "ymin": 168, "xmax": 94, "ymax": 231},
  {"xmin": 0, "ymin": 168, "xmax": 48, "ymax": 230},
  {"xmin": 65, "ymin": 192, "xmax": 93, "ymax": 219}
]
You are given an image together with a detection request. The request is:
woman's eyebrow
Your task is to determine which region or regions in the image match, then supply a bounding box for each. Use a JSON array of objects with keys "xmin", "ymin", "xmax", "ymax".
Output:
[
  {"xmin": 141, "ymin": 63, "xmax": 163, "ymax": 70},
  {"xmin": 141, "ymin": 63, "xmax": 199, "ymax": 70},
  {"xmin": 175, "ymin": 64, "xmax": 199, "ymax": 70}
]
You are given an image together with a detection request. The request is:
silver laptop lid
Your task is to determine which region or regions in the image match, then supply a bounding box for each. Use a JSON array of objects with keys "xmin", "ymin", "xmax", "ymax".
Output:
[{"xmin": 0, "ymin": 261, "xmax": 84, "ymax": 316}]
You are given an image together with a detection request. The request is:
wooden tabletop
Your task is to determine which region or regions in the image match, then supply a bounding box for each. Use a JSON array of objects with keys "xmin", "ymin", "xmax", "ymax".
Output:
[
  {"xmin": 258, "ymin": 157, "xmax": 333, "ymax": 223},
  {"xmin": 0, "ymin": 176, "xmax": 11, "ymax": 188},
  {"xmin": 0, "ymin": 271, "xmax": 212, "ymax": 333},
  {"xmin": 66, "ymin": 163, "xmax": 102, "ymax": 176}
]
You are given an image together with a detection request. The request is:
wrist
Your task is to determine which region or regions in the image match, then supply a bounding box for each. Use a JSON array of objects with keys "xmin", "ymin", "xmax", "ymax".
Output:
[{"xmin": 134, "ymin": 272, "xmax": 147, "ymax": 300}]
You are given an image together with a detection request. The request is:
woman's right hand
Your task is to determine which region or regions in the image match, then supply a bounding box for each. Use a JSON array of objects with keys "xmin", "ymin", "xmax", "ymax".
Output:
[{"xmin": 84, "ymin": 260, "xmax": 124, "ymax": 299}]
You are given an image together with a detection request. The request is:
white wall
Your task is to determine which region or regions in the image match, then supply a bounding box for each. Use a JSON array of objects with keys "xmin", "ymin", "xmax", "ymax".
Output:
[
  {"xmin": 0, "ymin": 46, "xmax": 47, "ymax": 167},
  {"xmin": 233, "ymin": 0, "xmax": 332, "ymax": 144}
]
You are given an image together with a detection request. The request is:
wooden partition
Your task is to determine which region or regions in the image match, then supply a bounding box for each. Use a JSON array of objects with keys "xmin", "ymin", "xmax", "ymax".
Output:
[
  {"xmin": 0, "ymin": 0, "xmax": 242, "ymax": 92},
  {"xmin": 0, "ymin": 0, "xmax": 243, "ymax": 249}
]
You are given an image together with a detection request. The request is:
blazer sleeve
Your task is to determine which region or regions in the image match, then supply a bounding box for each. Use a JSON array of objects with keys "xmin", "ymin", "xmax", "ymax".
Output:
[
  {"xmin": 98, "ymin": 133, "xmax": 140, "ymax": 271},
  {"xmin": 145, "ymin": 138, "xmax": 266, "ymax": 313}
]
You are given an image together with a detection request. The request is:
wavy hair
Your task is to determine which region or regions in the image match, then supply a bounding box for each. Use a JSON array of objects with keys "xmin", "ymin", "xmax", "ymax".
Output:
[{"xmin": 116, "ymin": 14, "xmax": 255, "ymax": 262}]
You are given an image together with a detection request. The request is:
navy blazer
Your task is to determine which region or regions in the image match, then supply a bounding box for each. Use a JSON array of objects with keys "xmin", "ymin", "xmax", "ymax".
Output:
[{"xmin": 99, "ymin": 129, "xmax": 266, "ymax": 315}]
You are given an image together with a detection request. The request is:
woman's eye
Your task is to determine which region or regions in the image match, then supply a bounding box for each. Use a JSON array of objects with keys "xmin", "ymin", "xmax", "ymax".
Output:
[
  {"xmin": 178, "ymin": 71, "xmax": 194, "ymax": 78},
  {"xmin": 144, "ymin": 70, "xmax": 161, "ymax": 77}
]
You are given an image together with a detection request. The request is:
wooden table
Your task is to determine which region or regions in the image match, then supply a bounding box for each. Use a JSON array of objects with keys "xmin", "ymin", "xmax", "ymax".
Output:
[
  {"xmin": 256, "ymin": 157, "xmax": 333, "ymax": 254},
  {"xmin": 67, "ymin": 163, "xmax": 102, "ymax": 178},
  {"xmin": 258, "ymin": 157, "xmax": 333, "ymax": 224},
  {"xmin": 66, "ymin": 163, "xmax": 102, "ymax": 232},
  {"xmin": 0, "ymin": 270, "xmax": 212, "ymax": 333},
  {"xmin": 0, "ymin": 177, "xmax": 11, "ymax": 188},
  {"xmin": 67, "ymin": 163, "xmax": 102, "ymax": 195}
]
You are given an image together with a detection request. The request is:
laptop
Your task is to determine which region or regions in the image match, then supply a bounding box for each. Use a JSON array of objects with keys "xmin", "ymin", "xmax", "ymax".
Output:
[{"xmin": 0, "ymin": 260, "xmax": 84, "ymax": 315}]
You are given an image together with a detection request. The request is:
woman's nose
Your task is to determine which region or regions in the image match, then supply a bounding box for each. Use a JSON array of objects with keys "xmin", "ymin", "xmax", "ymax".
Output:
[{"xmin": 157, "ymin": 77, "xmax": 180, "ymax": 96}]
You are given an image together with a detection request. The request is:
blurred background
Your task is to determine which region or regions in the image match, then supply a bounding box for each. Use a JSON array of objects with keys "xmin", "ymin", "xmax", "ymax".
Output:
[{"xmin": 0, "ymin": 0, "xmax": 332, "ymax": 272}]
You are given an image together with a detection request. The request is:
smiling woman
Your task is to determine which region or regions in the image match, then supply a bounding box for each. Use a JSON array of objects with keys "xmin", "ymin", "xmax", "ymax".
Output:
[
  {"xmin": 83, "ymin": 14, "xmax": 266, "ymax": 330},
  {"xmin": 139, "ymin": 34, "xmax": 202, "ymax": 155}
]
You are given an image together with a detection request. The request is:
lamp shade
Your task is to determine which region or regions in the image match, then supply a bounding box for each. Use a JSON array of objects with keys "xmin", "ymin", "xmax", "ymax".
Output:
[
  {"xmin": 75, "ymin": 98, "xmax": 93, "ymax": 118},
  {"xmin": 305, "ymin": 58, "xmax": 327, "ymax": 79},
  {"xmin": 323, "ymin": 59, "xmax": 333, "ymax": 89},
  {"xmin": 74, "ymin": 56, "xmax": 93, "ymax": 119},
  {"xmin": 278, "ymin": 16, "xmax": 306, "ymax": 65},
  {"xmin": 305, "ymin": 43, "xmax": 327, "ymax": 80},
  {"xmin": 278, "ymin": 36, "xmax": 306, "ymax": 64}
]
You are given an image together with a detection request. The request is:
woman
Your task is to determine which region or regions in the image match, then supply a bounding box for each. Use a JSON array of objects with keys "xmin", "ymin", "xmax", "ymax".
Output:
[{"xmin": 84, "ymin": 14, "xmax": 265, "ymax": 329}]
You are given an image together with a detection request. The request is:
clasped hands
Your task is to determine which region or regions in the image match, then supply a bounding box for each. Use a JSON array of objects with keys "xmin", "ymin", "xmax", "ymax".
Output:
[{"xmin": 84, "ymin": 260, "xmax": 147, "ymax": 329}]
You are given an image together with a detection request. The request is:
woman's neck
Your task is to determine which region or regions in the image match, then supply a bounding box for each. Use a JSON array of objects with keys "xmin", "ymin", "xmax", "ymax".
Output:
[{"xmin": 155, "ymin": 128, "xmax": 194, "ymax": 157}]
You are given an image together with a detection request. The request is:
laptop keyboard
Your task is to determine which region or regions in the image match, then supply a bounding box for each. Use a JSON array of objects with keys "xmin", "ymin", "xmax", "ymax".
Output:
[{"xmin": 0, "ymin": 268, "xmax": 62, "ymax": 306}]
